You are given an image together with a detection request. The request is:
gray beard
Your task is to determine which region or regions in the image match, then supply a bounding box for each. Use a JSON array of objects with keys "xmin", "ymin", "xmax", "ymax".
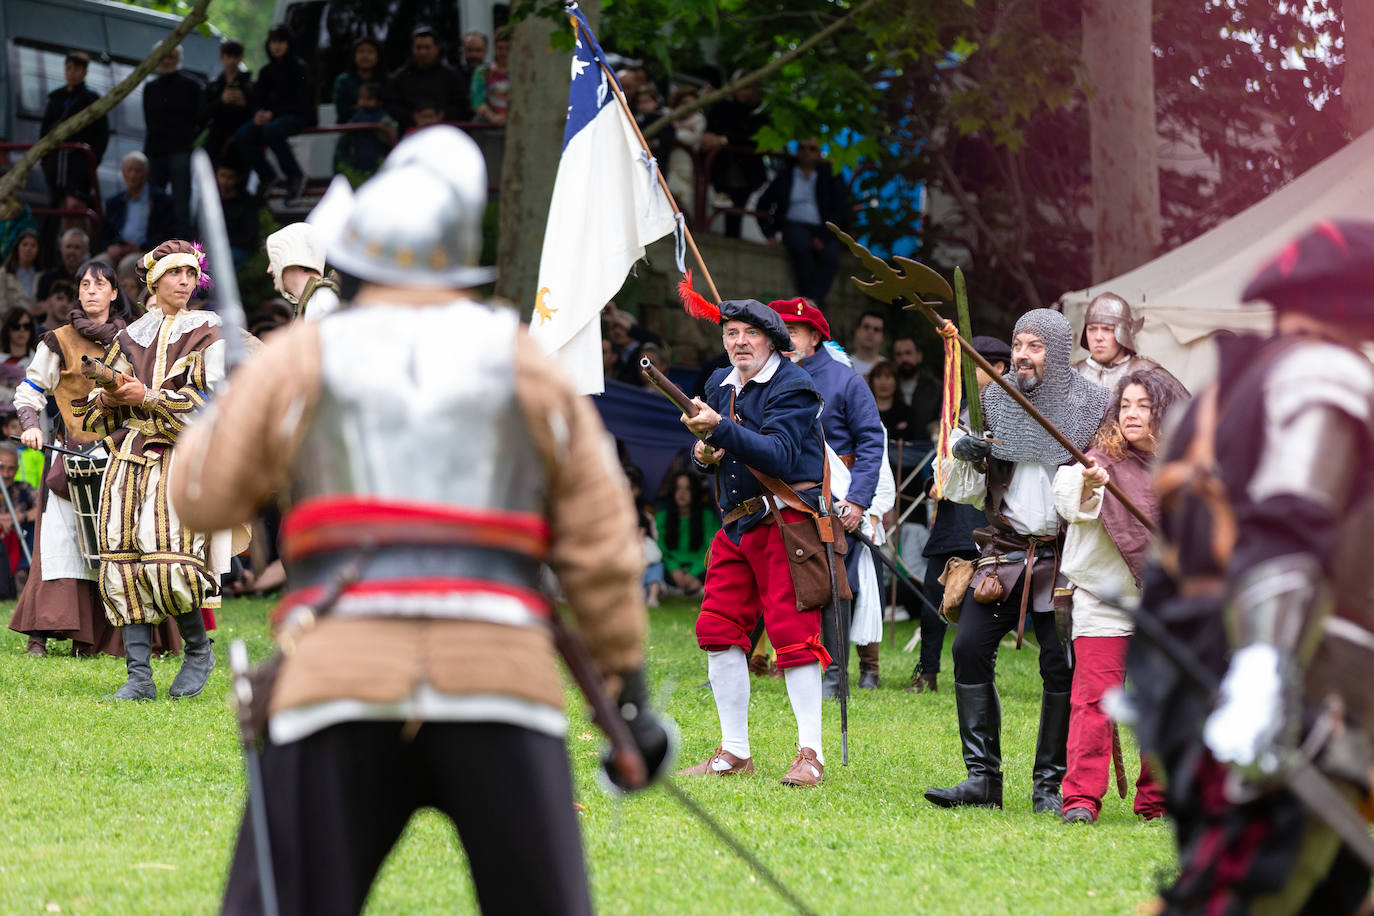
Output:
[{"xmin": 1015, "ymin": 367, "xmax": 1042, "ymax": 392}]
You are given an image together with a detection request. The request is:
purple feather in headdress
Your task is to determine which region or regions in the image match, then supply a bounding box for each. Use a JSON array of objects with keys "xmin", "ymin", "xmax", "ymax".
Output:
[{"xmin": 190, "ymin": 241, "xmax": 214, "ymax": 292}]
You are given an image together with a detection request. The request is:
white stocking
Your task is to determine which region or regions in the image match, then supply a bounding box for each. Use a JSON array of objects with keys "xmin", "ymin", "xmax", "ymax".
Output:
[
  {"xmin": 708, "ymin": 647, "xmax": 751, "ymax": 762},
  {"xmin": 784, "ymin": 662, "xmax": 825, "ymax": 765}
]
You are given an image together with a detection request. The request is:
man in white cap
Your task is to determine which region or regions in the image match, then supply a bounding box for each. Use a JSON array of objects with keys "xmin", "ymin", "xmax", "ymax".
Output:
[{"xmin": 264, "ymin": 222, "xmax": 340, "ymax": 322}]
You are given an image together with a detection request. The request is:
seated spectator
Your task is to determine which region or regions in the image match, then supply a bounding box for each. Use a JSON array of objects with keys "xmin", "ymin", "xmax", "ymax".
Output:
[
  {"xmin": 757, "ymin": 137, "xmax": 849, "ymax": 306},
  {"xmin": 40, "ymin": 280, "xmax": 74, "ymax": 334},
  {"xmin": 638, "ymin": 341, "xmax": 669, "ymax": 381},
  {"xmin": 333, "ymin": 37, "xmax": 383, "ymax": 124},
  {"xmin": 0, "ymin": 441, "xmax": 37, "ymax": 589},
  {"xmin": 459, "ymin": 29, "xmax": 488, "ymax": 82},
  {"xmin": 666, "ymin": 86, "xmax": 706, "ymax": 209},
  {"xmin": 701, "ymin": 78, "xmax": 766, "ymax": 238},
  {"xmin": 0, "ymin": 306, "xmax": 34, "ymax": 406},
  {"xmin": 36, "ymin": 229, "xmax": 88, "ymax": 304},
  {"xmin": 336, "ymin": 81, "xmax": 396, "ymax": 177},
  {"xmin": 234, "ymin": 24, "xmax": 314, "ymax": 201},
  {"xmin": 634, "ymin": 86, "xmax": 675, "ymax": 172},
  {"xmin": 408, "ymin": 100, "xmax": 444, "ymax": 133},
  {"xmin": 214, "ymin": 160, "xmax": 261, "ymax": 271},
  {"xmin": 116, "ymin": 252, "xmax": 141, "ymax": 312},
  {"xmin": 655, "ymin": 471, "xmax": 719, "ymax": 595},
  {"xmin": 602, "ymin": 301, "xmax": 663, "ymax": 385},
  {"xmin": 142, "ymin": 43, "xmax": 205, "ymax": 235},
  {"xmin": 0, "ymin": 195, "xmax": 37, "ymax": 265},
  {"xmin": 601, "ymin": 337, "xmax": 616, "ymax": 379},
  {"xmin": 388, "ymin": 25, "xmax": 470, "ymax": 132},
  {"xmin": 867, "ymin": 359, "xmax": 919, "ymax": 441},
  {"xmin": 39, "ymin": 51, "xmax": 109, "ymax": 228},
  {"xmin": 624, "ymin": 465, "xmax": 665, "ymax": 607},
  {"xmin": 4, "ymin": 412, "xmax": 42, "ymax": 492},
  {"xmin": 202, "ymin": 39, "xmax": 254, "ymax": 165},
  {"xmin": 0, "ymin": 229, "xmax": 41, "ymax": 316},
  {"xmin": 100, "ymin": 152, "xmax": 175, "ymax": 264},
  {"xmin": 471, "ymin": 29, "xmax": 510, "ymax": 124}
]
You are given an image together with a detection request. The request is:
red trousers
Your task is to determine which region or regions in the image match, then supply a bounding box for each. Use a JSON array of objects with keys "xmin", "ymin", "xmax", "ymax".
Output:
[
  {"xmin": 695, "ymin": 509, "xmax": 830, "ymax": 671},
  {"xmin": 1063, "ymin": 635, "xmax": 1166, "ymax": 818}
]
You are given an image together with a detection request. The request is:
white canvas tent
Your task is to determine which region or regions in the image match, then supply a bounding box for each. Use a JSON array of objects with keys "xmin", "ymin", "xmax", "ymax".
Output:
[{"xmin": 1059, "ymin": 127, "xmax": 1374, "ymax": 393}]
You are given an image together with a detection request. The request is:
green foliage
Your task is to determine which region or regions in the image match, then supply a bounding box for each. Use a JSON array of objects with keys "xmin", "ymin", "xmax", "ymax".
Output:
[
  {"xmin": 121, "ymin": 0, "xmax": 274, "ymax": 68},
  {"xmin": 1, "ymin": 597, "xmax": 1177, "ymax": 913}
]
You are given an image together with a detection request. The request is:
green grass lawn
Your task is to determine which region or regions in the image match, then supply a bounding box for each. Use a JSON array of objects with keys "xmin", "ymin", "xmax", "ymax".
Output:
[{"xmin": 1, "ymin": 596, "xmax": 1176, "ymax": 915}]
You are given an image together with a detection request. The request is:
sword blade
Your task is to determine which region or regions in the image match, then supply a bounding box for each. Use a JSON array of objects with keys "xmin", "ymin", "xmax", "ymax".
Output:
[
  {"xmin": 662, "ymin": 780, "xmax": 820, "ymax": 916},
  {"xmin": 190, "ymin": 149, "xmax": 248, "ymax": 371}
]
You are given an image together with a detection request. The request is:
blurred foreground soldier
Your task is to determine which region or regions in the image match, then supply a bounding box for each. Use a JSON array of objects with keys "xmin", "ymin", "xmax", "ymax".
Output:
[
  {"xmin": 1130, "ymin": 220, "xmax": 1374, "ymax": 914},
  {"xmin": 924, "ymin": 309, "xmax": 1111, "ymax": 812},
  {"xmin": 678, "ymin": 298, "xmax": 835, "ymax": 787},
  {"xmin": 169, "ymin": 127, "xmax": 668, "ymax": 915},
  {"xmin": 75, "ymin": 240, "xmax": 224, "ymax": 698},
  {"xmin": 264, "ymin": 223, "xmax": 339, "ymax": 322},
  {"xmin": 1072, "ymin": 293, "xmax": 1168, "ymax": 391}
]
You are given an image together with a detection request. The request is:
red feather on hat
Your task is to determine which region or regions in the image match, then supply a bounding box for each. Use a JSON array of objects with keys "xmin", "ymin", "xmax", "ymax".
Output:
[{"xmin": 677, "ymin": 270, "xmax": 720, "ymax": 323}]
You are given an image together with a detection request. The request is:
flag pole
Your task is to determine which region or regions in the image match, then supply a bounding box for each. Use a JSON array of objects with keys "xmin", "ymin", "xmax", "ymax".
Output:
[{"xmin": 573, "ymin": 18, "xmax": 723, "ymax": 304}]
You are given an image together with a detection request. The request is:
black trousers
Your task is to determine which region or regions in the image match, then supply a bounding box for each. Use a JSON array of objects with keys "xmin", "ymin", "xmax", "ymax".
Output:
[
  {"xmin": 950, "ymin": 571, "xmax": 1070, "ymax": 693},
  {"xmin": 220, "ymin": 720, "xmax": 591, "ymax": 916}
]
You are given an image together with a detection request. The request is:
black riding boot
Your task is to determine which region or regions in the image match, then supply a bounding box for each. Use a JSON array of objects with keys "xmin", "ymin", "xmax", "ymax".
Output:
[
  {"xmin": 1031, "ymin": 690, "xmax": 1071, "ymax": 814},
  {"xmin": 169, "ymin": 611, "xmax": 216, "ymax": 698},
  {"xmin": 924, "ymin": 682, "xmax": 1002, "ymax": 808},
  {"xmin": 109, "ymin": 624, "xmax": 156, "ymax": 700}
]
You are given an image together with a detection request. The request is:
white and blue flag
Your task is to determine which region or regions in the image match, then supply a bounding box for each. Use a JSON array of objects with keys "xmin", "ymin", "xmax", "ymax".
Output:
[{"xmin": 528, "ymin": 4, "xmax": 679, "ymax": 395}]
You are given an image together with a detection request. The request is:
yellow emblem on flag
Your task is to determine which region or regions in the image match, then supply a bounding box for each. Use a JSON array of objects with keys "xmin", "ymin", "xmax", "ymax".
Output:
[{"xmin": 535, "ymin": 286, "xmax": 558, "ymax": 324}]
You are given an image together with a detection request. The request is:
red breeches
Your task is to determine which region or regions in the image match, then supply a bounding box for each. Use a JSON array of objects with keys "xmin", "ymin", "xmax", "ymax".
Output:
[{"xmin": 695, "ymin": 509, "xmax": 830, "ymax": 671}]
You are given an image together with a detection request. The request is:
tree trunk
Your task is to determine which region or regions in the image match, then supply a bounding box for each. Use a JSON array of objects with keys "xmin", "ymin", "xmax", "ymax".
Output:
[
  {"xmin": 1345, "ymin": 1, "xmax": 1374, "ymax": 138},
  {"xmin": 496, "ymin": 4, "xmax": 596, "ymax": 309},
  {"xmin": 1082, "ymin": 0, "xmax": 1160, "ymax": 283}
]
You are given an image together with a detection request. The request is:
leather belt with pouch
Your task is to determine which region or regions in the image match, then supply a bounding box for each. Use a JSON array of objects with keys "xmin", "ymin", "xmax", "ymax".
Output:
[
  {"xmin": 721, "ymin": 482, "xmax": 818, "ymax": 526},
  {"xmin": 968, "ymin": 535, "xmax": 1061, "ymax": 649}
]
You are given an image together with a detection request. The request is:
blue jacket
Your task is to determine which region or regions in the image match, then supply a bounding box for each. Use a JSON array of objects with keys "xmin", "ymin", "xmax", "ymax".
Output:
[
  {"xmin": 697, "ymin": 356, "xmax": 825, "ymax": 543},
  {"xmin": 101, "ymin": 187, "xmax": 175, "ymax": 251},
  {"xmin": 798, "ymin": 346, "xmax": 886, "ymax": 510}
]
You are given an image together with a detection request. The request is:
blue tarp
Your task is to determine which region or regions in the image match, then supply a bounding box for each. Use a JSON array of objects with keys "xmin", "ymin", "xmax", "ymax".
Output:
[{"xmin": 593, "ymin": 378, "xmax": 700, "ymax": 503}]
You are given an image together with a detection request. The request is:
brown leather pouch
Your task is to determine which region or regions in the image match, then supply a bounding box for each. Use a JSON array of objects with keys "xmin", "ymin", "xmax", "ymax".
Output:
[
  {"xmin": 44, "ymin": 457, "xmax": 71, "ymax": 501},
  {"xmin": 973, "ymin": 569, "xmax": 1005, "ymax": 604},
  {"xmin": 938, "ymin": 556, "xmax": 975, "ymax": 624},
  {"xmin": 777, "ymin": 512, "xmax": 852, "ymax": 611}
]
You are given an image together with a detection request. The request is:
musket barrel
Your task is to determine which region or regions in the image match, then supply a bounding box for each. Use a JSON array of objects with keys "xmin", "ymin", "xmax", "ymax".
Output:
[{"xmin": 639, "ymin": 357, "xmax": 699, "ymax": 417}]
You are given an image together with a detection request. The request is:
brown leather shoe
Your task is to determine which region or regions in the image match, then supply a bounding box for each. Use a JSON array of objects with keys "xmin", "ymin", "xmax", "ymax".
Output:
[
  {"xmin": 748, "ymin": 653, "xmax": 771, "ymax": 678},
  {"xmin": 26, "ymin": 636, "xmax": 46, "ymax": 657},
  {"xmin": 906, "ymin": 672, "xmax": 938, "ymax": 693},
  {"xmin": 780, "ymin": 747, "xmax": 824, "ymax": 787},
  {"xmin": 677, "ymin": 747, "xmax": 755, "ymax": 776}
]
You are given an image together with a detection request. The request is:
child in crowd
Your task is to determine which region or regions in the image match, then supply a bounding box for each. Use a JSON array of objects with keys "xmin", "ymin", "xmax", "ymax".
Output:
[
  {"xmin": 336, "ymin": 81, "xmax": 396, "ymax": 179},
  {"xmin": 625, "ymin": 465, "xmax": 665, "ymax": 608}
]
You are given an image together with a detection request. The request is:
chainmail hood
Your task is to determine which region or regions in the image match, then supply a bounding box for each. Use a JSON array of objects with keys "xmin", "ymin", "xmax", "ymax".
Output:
[{"xmin": 982, "ymin": 308, "xmax": 1111, "ymax": 465}]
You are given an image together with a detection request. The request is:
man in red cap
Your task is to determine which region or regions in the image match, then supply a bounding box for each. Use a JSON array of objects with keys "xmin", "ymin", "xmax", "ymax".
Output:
[
  {"xmin": 1130, "ymin": 219, "xmax": 1374, "ymax": 914},
  {"xmin": 769, "ymin": 297, "xmax": 887, "ymax": 692}
]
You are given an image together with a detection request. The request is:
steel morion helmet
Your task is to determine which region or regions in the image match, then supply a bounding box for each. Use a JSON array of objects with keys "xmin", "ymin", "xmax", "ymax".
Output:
[
  {"xmin": 310, "ymin": 125, "xmax": 495, "ymax": 289},
  {"xmin": 1079, "ymin": 292, "xmax": 1143, "ymax": 355}
]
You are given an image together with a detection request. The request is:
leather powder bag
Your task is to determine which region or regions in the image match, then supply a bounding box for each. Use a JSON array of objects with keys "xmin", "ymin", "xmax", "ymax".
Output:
[
  {"xmin": 777, "ymin": 512, "xmax": 851, "ymax": 612},
  {"xmin": 972, "ymin": 568, "xmax": 1005, "ymax": 604},
  {"xmin": 938, "ymin": 556, "xmax": 976, "ymax": 623}
]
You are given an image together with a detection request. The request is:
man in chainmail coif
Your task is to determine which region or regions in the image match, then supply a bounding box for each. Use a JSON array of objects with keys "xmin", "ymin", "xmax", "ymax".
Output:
[{"xmin": 923, "ymin": 308, "xmax": 1111, "ymax": 813}]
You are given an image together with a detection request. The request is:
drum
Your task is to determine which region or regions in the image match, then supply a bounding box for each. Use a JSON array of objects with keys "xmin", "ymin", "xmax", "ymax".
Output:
[{"xmin": 64, "ymin": 452, "xmax": 108, "ymax": 570}]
